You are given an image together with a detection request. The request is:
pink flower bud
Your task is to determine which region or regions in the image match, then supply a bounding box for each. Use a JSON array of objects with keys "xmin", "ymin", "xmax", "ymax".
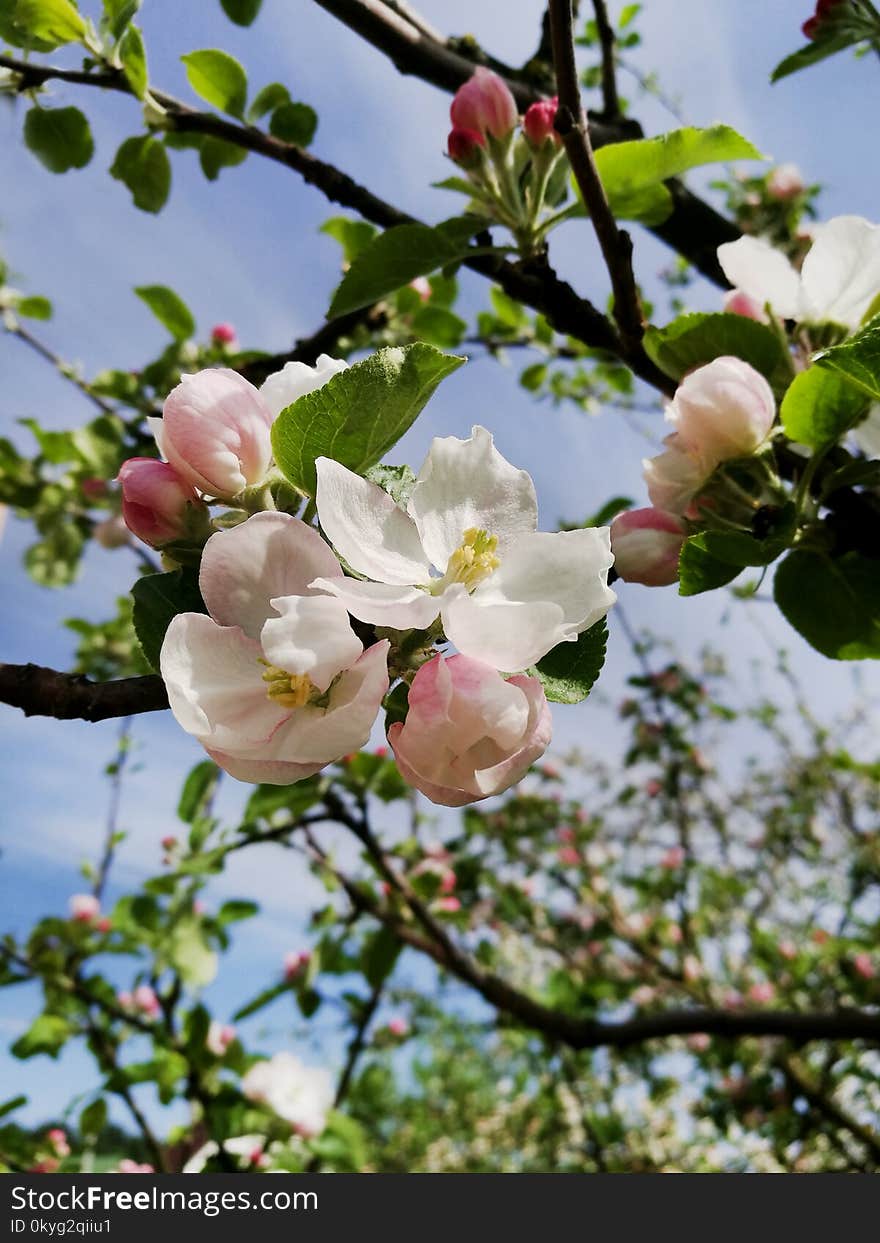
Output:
[
  {"xmin": 211, "ymin": 322, "xmax": 237, "ymax": 346},
  {"xmin": 152, "ymin": 368, "xmax": 274, "ymax": 499},
  {"xmin": 447, "ymin": 126, "xmax": 485, "ymax": 167},
  {"xmin": 206, "ymin": 1021, "xmax": 236, "ymax": 1057},
  {"xmin": 161, "ymin": 835, "xmax": 178, "ymax": 851},
  {"xmin": 853, "ymin": 952, "xmax": 875, "ymax": 980},
  {"xmin": 687, "ymin": 1032, "xmax": 711, "ymax": 1052},
  {"xmin": 81, "ymin": 477, "xmax": 108, "ymax": 501},
  {"xmin": 388, "ymin": 654, "xmax": 552, "ymax": 807},
  {"xmin": 47, "ymin": 1129, "xmax": 70, "ymax": 1158},
  {"xmin": 557, "ymin": 826, "xmax": 576, "ymax": 844},
  {"xmin": 722, "ymin": 289, "xmax": 766, "ymax": 321},
  {"xmin": 117, "ymin": 1159, "xmax": 154, "ymax": 1174},
  {"xmin": 133, "ymin": 985, "xmax": 160, "ymax": 1018},
  {"xmin": 409, "ymin": 277, "xmax": 432, "ymax": 303},
  {"xmin": 374, "ymin": 746, "xmax": 388, "ymax": 759},
  {"xmin": 523, "ymin": 97, "xmax": 561, "ymax": 148},
  {"xmin": 660, "ymin": 846, "xmax": 686, "ymax": 870},
  {"xmin": 284, "ymin": 950, "xmax": 311, "ymax": 981},
  {"xmin": 767, "ymin": 163, "xmax": 804, "ymax": 201},
  {"xmin": 387, "ymin": 1017, "xmax": 409, "ymax": 1037},
  {"xmin": 93, "ymin": 515, "xmax": 130, "ymax": 550},
  {"xmin": 747, "ymin": 981, "xmax": 775, "ymax": 1004},
  {"xmin": 117, "ymin": 458, "xmax": 201, "ymax": 548},
  {"xmin": 802, "ymin": 14, "xmax": 820, "ymax": 37},
  {"xmin": 665, "ymin": 357, "xmax": 776, "ymax": 468},
  {"xmin": 69, "ymin": 894, "xmax": 100, "ymax": 923},
  {"xmin": 450, "ymin": 68, "xmax": 518, "ymax": 140},
  {"xmin": 558, "ymin": 846, "xmax": 580, "ymax": 866},
  {"xmin": 610, "ymin": 507, "xmax": 685, "ymax": 587},
  {"xmin": 96, "ymin": 917, "xmax": 112, "ymax": 934}
]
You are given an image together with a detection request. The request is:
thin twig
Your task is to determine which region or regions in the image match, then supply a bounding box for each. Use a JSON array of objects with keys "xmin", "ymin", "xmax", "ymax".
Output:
[
  {"xmin": 93, "ymin": 717, "xmax": 132, "ymax": 902},
  {"xmin": 4, "ymin": 320, "xmax": 115, "ymax": 415},
  {"xmin": 590, "ymin": 0, "xmax": 620, "ymax": 117}
]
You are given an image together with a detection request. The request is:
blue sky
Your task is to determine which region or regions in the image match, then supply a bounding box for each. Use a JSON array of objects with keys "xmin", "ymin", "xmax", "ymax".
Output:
[{"xmin": 1, "ymin": 0, "xmax": 878, "ymax": 1129}]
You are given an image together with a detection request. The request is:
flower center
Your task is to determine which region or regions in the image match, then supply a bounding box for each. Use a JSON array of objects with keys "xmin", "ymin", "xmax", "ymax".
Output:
[
  {"xmin": 260, "ymin": 662, "xmax": 316, "ymax": 709},
  {"xmin": 444, "ymin": 527, "xmax": 500, "ymax": 591}
]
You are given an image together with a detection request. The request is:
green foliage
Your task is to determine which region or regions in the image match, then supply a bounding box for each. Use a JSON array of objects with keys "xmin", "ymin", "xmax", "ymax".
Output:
[
  {"xmin": 361, "ymin": 927, "xmax": 402, "ymax": 988},
  {"xmin": 780, "ymin": 365, "xmax": 869, "ymax": 447},
  {"xmin": 23, "ymin": 106, "xmax": 93, "ymax": 173},
  {"xmin": 771, "ymin": 35, "xmax": 855, "ymax": 83},
  {"xmin": 177, "ymin": 761, "xmax": 219, "ymax": 824},
  {"xmin": 271, "ymin": 344, "xmax": 465, "ymax": 495},
  {"xmin": 118, "ymin": 24, "xmax": 148, "ymax": 98},
  {"xmin": 1, "ymin": 0, "xmax": 86, "ymax": 49},
  {"xmin": 100, "ymin": 0, "xmax": 140, "ymax": 42},
  {"xmin": 110, "ymin": 135, "xmax": 171, "ymax": 213},
  {"xmin": 11, "ymin": 1014, "xmax": 71, "ymax": 1060},
  {"xmin": 678, "ymin": 536, "xmax": 742, "ymax": 596},
  {"xmin": 131, "ymin": 568, "xmax": 206, "ymax": 671},
  {"xmin": 774, "ymin": 550, "xmax": 880, "ymax": 659},
  {"xmin": 134, "ymin": 284, "xmax": 196, "ymax": 340},
  {"xmin": 530, "ymin": 619, "xmax": 607, "ymax": 704},
  {"xmin": 219, "ymin": 0, "xmax": 262, "ymax": 25},
  {"xmin": 814, "ymin": 315, "xmax": 880, "ymax": 402},
  {"xmin": 328, "ymin": 218, "xmax": 484, "ymax": 318},
  {"xmin": 644, "ymin": 312, "xmax": 792, "ymax": 392},
  {"xmin": 181, "ymin": 49, "xmax": 248, "ymax": 119},
  {"xmin": 269, "ymin": 101, "xmax": 317, "ymax": 146},
  {"xmin": 321, "ymin": 216, "xmax": 378, "ymax": 264}
]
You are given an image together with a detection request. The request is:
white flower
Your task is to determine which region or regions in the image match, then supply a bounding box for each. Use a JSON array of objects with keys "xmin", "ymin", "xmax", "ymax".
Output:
[
  {"xmin": 717, "ymin": 215, "xmax": 880, "ymax": 329},
  {"xmin": 241, "ymin": 1052, "xmax": 334, "ymax": 1137},
  {"xmin": 159, "ymin": 512, "xmax": 389, "ymax": 785},
  {"xmin": 259, "ymin": 354, "xmax": 348, "ymax": 418},
  {"xmin": 182, "ymin": 1134, "xmax": 269, "ymax": 1174},
  {"xmin": 312, "ymin": 426, "xmax": 615, "ymax": 672}
]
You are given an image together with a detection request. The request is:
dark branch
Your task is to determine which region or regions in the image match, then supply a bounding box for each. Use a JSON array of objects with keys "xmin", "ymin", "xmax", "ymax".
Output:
[
  {"xmin": 0, "ymin": 662, "xmax": 167, "ymax": 722},
  {"xmin": 590, "ymin": 0, "xmax": 620, "ymax": 118}
]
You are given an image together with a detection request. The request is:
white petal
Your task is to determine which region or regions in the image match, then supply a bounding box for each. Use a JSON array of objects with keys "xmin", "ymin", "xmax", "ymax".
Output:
[
  {"xmin": 311, "ymin": 576, "xmax": 440, "ymax": 631},
  {"xmin": 716, "ymin": 235, "xmax": 801, "ymax": 319},
  {"xmin": 199, "ymin": 512, "xmax": 342, "ymax": 640},
  {"xmin": 852, "ymin": 404, "xmax": 880, "ymax": 458},
  {"xmin": 261, "ymin": 594, "xmax": 362, "ymax": 692},
  {"xmin": 443, "ymin": 528, "xmax": 615, "ymax": 670},
  {"xmin": 315, "ymin": 457, "xmax": 430, "ymax": 585},
  {"xmin": 160, "ymin": 613, "xmax": 287, "ymax": 754},
  {"xmin": 800, "ymin": 215, "xmax": 880, "ymax": 328},
  {"xmin": 259, "ymin": 355, "xmax": 348, "ymax": 418},
  {"xmin": 147, "ymin": 415, "xmax": 167, "ymax": 459},
  {"xmin": 258, "ymin": 640, "xmax": 390, "ymax": 766},
  {"xmin": 408, "ymin": 425, "xmax": 538, "ymax": 568}
]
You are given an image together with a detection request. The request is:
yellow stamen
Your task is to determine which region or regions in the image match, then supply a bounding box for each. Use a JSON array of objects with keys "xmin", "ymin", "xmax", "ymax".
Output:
[
  {"xmin": 260, "ymin": 663, "xmax": 315, "ymax": 709},
  {"xmin": 444, "ymin": 527, "xmax": 500, "ymax": 591}
]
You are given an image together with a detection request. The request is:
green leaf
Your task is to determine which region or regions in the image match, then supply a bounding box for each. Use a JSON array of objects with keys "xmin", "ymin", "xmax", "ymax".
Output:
[
  {"xmin": 217, "ymin": 899, "xmax": 259, "ymax": 926},
  {"xmin": 16, "ymin": 295, "xmax": 52, "ymax": 319},
  {"xmin": 132, "ymin": 568, "xmax": 206, "ymax": 672},
  {"xmin": 269, "ymin": 101, "xmax": 317, "ymax": 146},
  {"xmin": 595, "ymin": 126, "xmax": 764, "ymax": 198},
  {"xmin": 780, "ymin": 365, "xmax": 869, "ymax": 448},
  {"xmin": 678, "ymin": 537, "xmax": 742, "ymax": 596},
  {"xmin": 683, "ymin": 528, "xmax": 789, "ymax": 572},
  {"xmin": 247, "ymin": 81, "xmax": 289, "ymax": 122},
  {"xmin": 79, "ymin": 1097, "xmax": 107, "ymax": 1138},
  {"xmin": 8, "ymin": 0, "xmax": 86, "ymax": 47},
  {"xmin": 233, "ymin": 980, "xmax": 290, "ymax": 1021},
  {"xmin": 244, "ymin": 776, "xmax": 323, "ymax": 822},
  {"xmin": 198, "ymin": 136, "xmax": 248, "ymax": 181},
  {"xmin": 328, "ymin": 217, "xmax": 484, "ymax": 318},
  {"xmin": 271, "ymin": 343, "xmax": 465, "ymax": 496},
  {"xmin": 771, "ymin": 35, "xmax": 853, "ymax": 83},
  {"xmin": 110, "ymin": 134, "xmax": 171, "ymax": 213},
  {"xmin": 814, "ymin": 315, "xmax": 880, "ymax": 402},
  {"xmin": 11, "ymin": 1014, "xmax": 71, "ymax": 1060},
  {"xmin": 644, "ymin": 312, "xmax": 792, "ymax": 392},
  {"xmin": 101, "ymin": 0, "xmax": 140, "ymax": 41},
  {"xmin": 220, "ymin": 0, "xmax": 262, "ymax": 24},
  {"xmin": 774, "ymin": 550, "xmax": 880, "ymax": 659},
  {"xmin": 23, "ymin": 106, "xmax": 93, "ymax": 173},
  {"xmin": 166, "ymin": 916, "xmax": 218, "ymax": 988},
  {"xmin": 134, "ymin": 284, "xmax": 196, "ymax": 340},
  {"xmin": 530, "ymin": 619, "xmax": 607, "ymax": 704},
  {"xmin": 177, "ymin": 760, "xmax": 219, "ymax": 823},
  {"xmin": 181, "ymin": 48, "xmax": 248, "ymax": 118},
  {"xmin": 409, "ymin": 305, "xmax": 466, "ymax": 348},
  {"xmin": 118, "ymin": 24, "xmax": 147, "ymax": 99},
  {"xmin": 0, "ymin": 1095, "xmax": 27, "ymax": 1120},
  {"xmin": 321, "ymin": 216, "xmax": 378, "ymax": 264},
  {"xmin": 361, "ymin": 926, "xmax": 403, "ymax": 988}
]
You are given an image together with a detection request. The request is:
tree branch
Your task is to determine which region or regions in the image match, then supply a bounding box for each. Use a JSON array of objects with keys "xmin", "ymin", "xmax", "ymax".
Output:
[
  {"xmin": 590, "ymin": 0, "xmax": 620, "ymax": 118},
  {"xmin": 0, "ymin": 662, "xmax": 167, "ymax": 722},
  {"xmin": 549, "ymin": 0, "xmax": 645, "ymax": 356}
]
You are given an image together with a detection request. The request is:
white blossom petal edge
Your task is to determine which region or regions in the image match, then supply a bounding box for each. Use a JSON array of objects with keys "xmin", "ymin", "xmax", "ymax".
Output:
[{"xmin": 312, "ymin": 426, "xmax": 616, "ymax": 671}]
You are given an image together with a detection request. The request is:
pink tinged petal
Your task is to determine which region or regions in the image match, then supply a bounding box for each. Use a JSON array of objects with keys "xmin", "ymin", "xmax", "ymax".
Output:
[
  {"xmin": 159, "ymin": 613, "xmax": 288, "ymax": 755},
  {"xmin": 310, "ymin": 576, "xmax": 441, "ymax": 631},
  {"xmin": 449, "ymin": 68, "xmax": 518, "ymax": 140},
  {"xmin": 666, "ymin": 357, "xmax": 776, "ymax": 462},
  {"xmin": 408, "ymin": 425, "xmax": 538, "ymax": 568},
  {"xmin": 643, "ymin": 434, "xmax": 709, "ymax": 516},
  {"xmin": 260, "ymin": 594, "xmax": 362, "ymax": 692},
  {"xmin": 259, "ymin": 355, "xmax": 348, "ymax": 418},
  {"xmin": 199, "ymin": 512, "xmax": 343, "ymax": 639},
  {"xmin": 610, "ymin": 508, "xmax": 685, "ymax": 587},
  {"xmin": 160, "ymin": 368, "xmax": 274, "ymax": 498},
  {"xmin": 256, "ymin": 641, "xmax": 390, "ymax": 770},
  {"xmin": 799, "ymin": 215, "xmax": 880, "ymax": 328},
  {"xmin": 117, "ymin": 457, "xmax": 199, "ymax": 547},
  {"xmin": 716, "ymin": 235, "xmax": 801, "ymax": 320},
  {"xmin": 443, "ymin": 528, "xmax": 616, "ymax": 670},
  {"xmin": 205, "ymin": 748, "xmax": 329, "ymax": 786},
  {"xmin": 315, "ymin": 458, "xmax": 430, "ymax": 585}
]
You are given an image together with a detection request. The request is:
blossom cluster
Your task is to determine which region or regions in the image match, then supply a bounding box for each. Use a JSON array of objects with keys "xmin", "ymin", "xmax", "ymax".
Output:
[{"xmin": 118, "ymin": 360, "xmax": 615, "ymax": 805}]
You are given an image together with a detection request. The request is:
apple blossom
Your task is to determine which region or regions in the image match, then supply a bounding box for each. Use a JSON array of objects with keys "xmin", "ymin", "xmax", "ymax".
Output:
[
  {"xmin": 853, "ymin": 952, "xmax": 875, "ymax": 980},
  {"xmin": 523, "ymin": 97, "xmax": 561, "ymax": 148},
  {"xmin": 160, "ymin": 512, "xmax": 389, "ymax": 785},
  {"xmin": 667, "ymin": 357, "xmax": 776, "ymax": 464},
  {"xmin": 46, "ymin": 1129, "xmax": 69, "ymax": 1158},
  {"xmin": 747, "ymin": 982, "xmax": 775, "ymax": 1004},
  {"xmin": 206, "ymin": 1021, "xmax": 236, "ymax": 1057},
  {"xmin": 450, "ymin": 68, "xmax": 518, "ymax": 141},
  {"xmin": 387, "ymin": 1017, "xmax": 409, "ymax": 1037},
  {"xmin": 660, "ymin": 846, "xmax": 686, "ymax": 870},
  {"xmin": 69, "ymin": 894, "xmax": 100, "ymax": 923},
  {"xmin": 149, "ymin": 368, "xmax": 274, "ymax": 499},
  {"xmin": 241, "ymin": 1051, "xmax": 334, "ymax": 1137},
  {"xmin": 258, "ymin": 354, "xmax": 348, "ymax": 419},
  {"xmin": 766, "ymin": 163, "xmax": 804, "ymax": 201},
  {"xmin": 610, "ymin": 507, "xmax": 685, "ymax": 587},
  {"xmin": 133, "ymin": 985, "xmax": 161, "ymax": 1018},
  {"xmin": 436, "ymin": 895, "xmax": 461, "ymax": 913},
  {"xmin": 387, "ymin": 653, "xmax": 552, "ymax": 807},
  {"xmin": 723, "ymin": 289, "xmax": 766, "ymax": 321},
  {"xmin": 447, "ymin": 126, "xmax": 485, "ymax": 167},
  {"xmin": 717, "ymin": 215, "xmax": 880, "ymax": 328},
  {"xmin": 284, "ymin": 950, "xmax": 311, "ymax": 981},
  {"xmin": 211, "ymin": 322, "xmax": 237, "ymax": 346},
  {"xmin": 313, "ymin": 426, "xmax": 616, "ymax": 672},
  {"xmin": 183, "ymin": 1135, "xmax": 274, "ymax": 1174},
  {"xmin": 117, "ymin": 1160, "xmax": 154, "ymax": 1174}
]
